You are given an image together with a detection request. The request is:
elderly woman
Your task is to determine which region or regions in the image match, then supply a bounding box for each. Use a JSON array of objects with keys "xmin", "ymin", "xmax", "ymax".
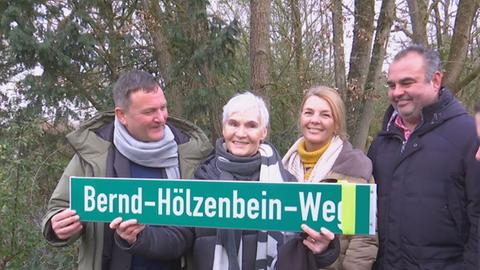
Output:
[
  {"xmin": 282, "ymin": 86, "xmax": 377, "ymax": 270},
  {"xmin": 191, "ymin": 91, "xmax": 339, "ymax": 270},
  {"xmin": 111, "ymin": 91, "xmax": 340, "ymax": 270}
]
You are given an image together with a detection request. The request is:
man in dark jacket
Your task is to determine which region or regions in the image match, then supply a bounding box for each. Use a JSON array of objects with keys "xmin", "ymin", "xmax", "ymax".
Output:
[
  {"xmin": 368, "ymin": 45, "xmax": 480, "ymax": 269},
  {"xmin": 41, "ymin": 70, "xmax": 213, "ymax": 270}
]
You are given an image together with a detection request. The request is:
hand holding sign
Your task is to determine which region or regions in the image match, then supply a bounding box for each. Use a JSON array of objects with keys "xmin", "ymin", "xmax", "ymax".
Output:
[
  {"xmin": 51, "ymin": 209, "xmax": 83, "ymax": 240},
  {"xmin": 110, "ymin": 217, "xmax": 146, "ymax": 245},
  {"xmin": 301, "ymin": 224, "xmax": 334, "ymax": 254}
]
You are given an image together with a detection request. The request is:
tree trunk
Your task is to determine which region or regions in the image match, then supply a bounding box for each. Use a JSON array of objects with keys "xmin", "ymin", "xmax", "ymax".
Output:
[
  {"xmin": 331, "ymin": 0, "xmax": 347, "ymax": 99},
  {"xmin": 250, "ymin": 0, "xmax": 271, "ymax": 100},
  {"xmin": 406, "ymin": 0, "xmax": 429, "ymax": 45},
  {"xmin": 454, "ymin": 61, "xmax": 480, "ymax": 91},
  {"xmin": 201, "ymin": 64, "xmax": 223, "ymax": 144},
  {"xmin": 442, "ymin": 0, "xmax": 451, "ymax": 38},
  {"xmin": 443, "ymin": 0, "xmax": 479, "ymax": 93},
  {"xmin": 432, "ymin": 1, "xmax": 443, "ymax": 50},
  {"xmin": 352, "ymin": 0, "xmax": 395, "ymax": 150},
  {"xmin": 290, "ymin": 0, "xmax": 304, "ymax": 92},
  {"xmin": 346, "ymin": 0, "xmax": 374, "ymax": 140},
  {"xmin": 141, "ymin": 0, "xmax": 184, "ymax": 117}
]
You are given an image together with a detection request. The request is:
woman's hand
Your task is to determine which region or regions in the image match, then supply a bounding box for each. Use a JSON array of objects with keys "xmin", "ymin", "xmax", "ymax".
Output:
[
  {"xmin": 109, "ymin": 217, "xmax": 145, "ymax": 245},
  {"xmin": 301, "ymin": 224, "xmax": 335, "ymax": 254}
]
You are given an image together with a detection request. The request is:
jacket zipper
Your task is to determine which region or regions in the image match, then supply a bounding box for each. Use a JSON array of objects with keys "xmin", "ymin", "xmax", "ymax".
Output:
[{"xmin": 400, "ymin": 139, "xmax": 407, "ymax": 154}]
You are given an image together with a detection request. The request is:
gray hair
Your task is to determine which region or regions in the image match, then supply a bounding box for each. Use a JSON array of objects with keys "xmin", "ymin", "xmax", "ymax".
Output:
[
  {"xmin": 393, "ymin": 44, "xmax": 442, "ymax": 82},
  {"xmin": 222, "ymin": 91, "xmax": 269, "ymax": 129},
  {"xmin": 113, "ymin": 70, "xmax": 161, "ymax": 109}
]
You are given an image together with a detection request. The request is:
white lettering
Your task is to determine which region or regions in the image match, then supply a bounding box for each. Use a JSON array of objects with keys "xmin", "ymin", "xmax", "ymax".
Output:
[
  {"xmin": 337, "ymin": 201, "xmax": 343, "ymax": 230},
  {"xmin": 158, "ymin": 188, "xmax": 171, "ymax": 215},
  {"xmin": 233, "ymin": 190, "xmax": 245, "ymax": 218},
  {"xmin": 131, "ymin": 188, "xmax": 142, "ymax": 214},
  {"xmin": 299, "ymin": 192, "xmax": 322, "ymax": 221},
  {"xmin": 186, "ymin": 189, "xmax": 192, "ymax": 216},
  {"xmin": 152, "ymin": 187, "xmax": 290, "ymax": 223},
  {"xmin": 204, "ymin": 197, "xmax": 217, "ymax": 217},
  {"xmin": 269, "ymin": 199, "xmax": 282, "ymax": 220},
  {"xmin": 193, "ymin": 196, "xmax": 204, "ymax": 217},
  {"xmin": 323, "ymin": 200, "xmax": 336, "ymax": 222},
  {"xmin": 173, "ymin": 192, "xmax": 184, "ymax": 216},
  {"xmin": 109, "ymin": 194, "xmax": 118, "ymax": 212},
  {"xmin": 84, "ymin": 186, "xmax": 95, "ymax": 212},
  {"xmin": 118, "ymin": 194, "xmax": 128, "ymax": 213},
  {"xmin": 97, "ymin": 193, "xmax": 107, "ymax": 212},
  {"xmin": 83, "ymin": 186, "xmax": 143, "ymax": 214},
  {"xmin": 261, "ymin": 191, "xmax": 267, "ymax": 219},
  {"xmin": 218, "ymin": 197, "xmax": 230, "ymax": 218},
  {"xmin": 247, "ymin": 198, "xmax": 259, "ymax": 219}
]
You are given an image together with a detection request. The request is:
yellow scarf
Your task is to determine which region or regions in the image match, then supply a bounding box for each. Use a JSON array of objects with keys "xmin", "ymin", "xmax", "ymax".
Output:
[{"xmin": 297, "ymin": 139, "xmax": 331, "ymax": 181}]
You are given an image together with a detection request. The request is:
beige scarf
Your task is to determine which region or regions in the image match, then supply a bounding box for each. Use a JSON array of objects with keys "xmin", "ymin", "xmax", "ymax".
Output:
[{"xmin": 282, "ymin": 136, "xmax": 343, "ymax": 182}]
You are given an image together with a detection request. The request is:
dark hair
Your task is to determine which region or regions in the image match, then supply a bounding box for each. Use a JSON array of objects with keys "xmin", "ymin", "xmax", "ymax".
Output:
[
  {"xmin": 393, "ymin": 44, "xmax": 442, "ymax": 82},
  {"xmin": 112, "ymin": 70, "xmax": 160, "ymax": 109}
]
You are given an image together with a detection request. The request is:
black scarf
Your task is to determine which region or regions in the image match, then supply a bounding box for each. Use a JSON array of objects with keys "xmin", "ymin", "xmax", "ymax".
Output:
[
  {"xmin": 194, "ymin": 139, "xmax": 262, "ymax": 181},
  {"xmin": 194, "ymin": 139, "xmax": 296, "ymax": 270}
]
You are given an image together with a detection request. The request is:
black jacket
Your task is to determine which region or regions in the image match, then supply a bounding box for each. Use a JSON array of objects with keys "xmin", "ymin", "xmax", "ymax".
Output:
[
  {"xmin": 118, "ymin": 142, "xmax": 340, "ymax": 270},
  {"xmin": 368, "ymin": 88, "xmax": 480, "ymax": 270},
  {"xmin": 102, "ymin": 120, "xmax": 196, "ymax": 270}
]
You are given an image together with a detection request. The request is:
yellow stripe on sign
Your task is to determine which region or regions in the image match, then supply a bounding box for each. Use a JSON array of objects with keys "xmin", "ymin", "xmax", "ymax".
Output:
[{"xmin": 340, "ymin": 181, "xmax": 356, "ymax": 234}]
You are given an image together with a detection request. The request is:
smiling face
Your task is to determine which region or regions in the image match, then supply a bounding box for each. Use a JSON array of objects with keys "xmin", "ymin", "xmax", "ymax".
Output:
[
  {"xmin": 115, "ymin": 87, "xmax": 168, "ymax": 142},
  {"xmin": 300, "ymin": 95, "xmax": 336, "ymax": 151},
  {"xmin": 386, "ymin": 52, "xmax": 441, "ymax": 129},
  {"xmin": 223, "ymin": 109, "xmax": 267, "ymax": 157}
]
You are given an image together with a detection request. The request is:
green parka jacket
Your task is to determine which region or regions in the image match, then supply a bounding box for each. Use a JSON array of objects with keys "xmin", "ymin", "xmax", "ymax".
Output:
[{"xmin": 41, "ymin": 112, "xmax": 213, "ymax": 270}]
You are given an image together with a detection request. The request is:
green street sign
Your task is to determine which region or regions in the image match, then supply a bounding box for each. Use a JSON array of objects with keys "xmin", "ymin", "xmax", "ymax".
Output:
[{"xmin": 70, "ymin": 177, "xmax": 376, "ymax": 235}]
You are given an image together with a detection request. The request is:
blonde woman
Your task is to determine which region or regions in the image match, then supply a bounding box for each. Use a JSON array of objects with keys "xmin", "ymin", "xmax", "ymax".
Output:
[{"xmin": 283, "ymin": 86, "xmax": 377, "ymax": 270}]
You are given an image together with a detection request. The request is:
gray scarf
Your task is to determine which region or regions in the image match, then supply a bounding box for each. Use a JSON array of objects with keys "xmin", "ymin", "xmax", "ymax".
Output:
[{"xmin": 113, "ymin": 117, "xmax": 180, "ymax": 179}]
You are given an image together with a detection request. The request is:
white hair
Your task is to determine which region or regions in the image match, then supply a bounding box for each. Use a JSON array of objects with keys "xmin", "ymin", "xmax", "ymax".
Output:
[{"xmin": 222, "ymin": 91, "xmax": 269, "ymax": 129}]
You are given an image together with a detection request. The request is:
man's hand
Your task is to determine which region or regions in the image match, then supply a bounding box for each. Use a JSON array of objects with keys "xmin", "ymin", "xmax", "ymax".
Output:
[
  {"xmin": 110, "ymin": 217, "xmax": 145, "ymax": 245},
  {"xmin": 51, "ymin": 209, "xmax": 83, "ymax": 240},
  {"xmin": 301, "ymin": 224, "xmax": 335, "ymax": 254}
]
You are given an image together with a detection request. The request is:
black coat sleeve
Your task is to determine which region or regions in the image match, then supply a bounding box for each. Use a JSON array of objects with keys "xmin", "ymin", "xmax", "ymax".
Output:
[
  {"xmin": 314, "ymin": 235, "xmax": 341, "ymax": 267},
  {"xmin": 114, "ymin": 225, "xmax": 194, "ymax": 260},
  {"xmin": 276, "ymin": 234, "xmax": 340, "ymax": 270}
]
